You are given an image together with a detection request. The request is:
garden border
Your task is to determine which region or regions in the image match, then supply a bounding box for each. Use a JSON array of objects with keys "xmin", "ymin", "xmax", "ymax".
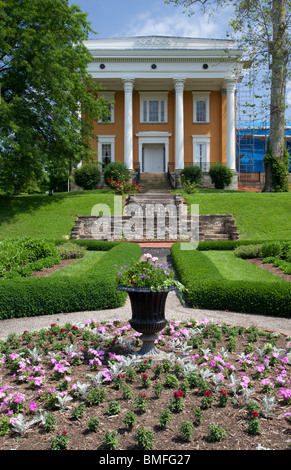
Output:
[
  {"xmin": 0, "ymin": 242, "xmax": 141, "ymax": 320},
  {"xmin": 171, "ymin": 242, "xmax": 291, "ymax": 318}
]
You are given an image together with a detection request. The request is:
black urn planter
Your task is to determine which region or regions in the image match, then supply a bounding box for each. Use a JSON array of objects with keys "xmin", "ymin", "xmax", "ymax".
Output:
[{"xmin": 116, "ymin": 285, "xmax": 177, "ymax": 361}]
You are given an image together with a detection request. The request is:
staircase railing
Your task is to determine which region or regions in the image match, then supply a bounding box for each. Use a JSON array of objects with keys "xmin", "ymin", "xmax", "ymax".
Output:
[
  {"xmin": 167, "ymin": 162, "xmax": 176, "ymax": 189},
  {"xmin": 132, "ymin": 162, "xmax": 140, "ymax": 185}
]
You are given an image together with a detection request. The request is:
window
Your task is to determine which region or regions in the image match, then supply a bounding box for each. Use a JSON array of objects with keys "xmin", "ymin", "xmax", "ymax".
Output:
[
  {"xmin": 193, "ymin": 92, "xmax": 210, "ymax": 123},
  {"xmin": 101, "ymin": 143, "xmax": 112, "ymax": 167},
  {"xmin": 98, "ymin": 92, "xmax": 115, "ymax": 123},
  {"xmin": 97, "ymin": 136, "xmax": 115, "ymax": 169},
  {"xmin": 192, "ymin": 135, "xmax": 210, "ymax": 171},
  {"xmin": 140, "ymin": 92, "xmax": 168, "ymax": 123}
]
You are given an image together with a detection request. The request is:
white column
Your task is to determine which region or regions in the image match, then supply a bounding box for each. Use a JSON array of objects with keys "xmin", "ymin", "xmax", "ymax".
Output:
[
  {"xmin": 225, "ymin": 79, "xmax": 237, "ymax": 170},
  {"xmin": 174, "ymin": 79, "xmax": 185, "ymax": 170},
  {"xmin": 122, "ymin": 78, "xmax": 134, "ymax": 170}
]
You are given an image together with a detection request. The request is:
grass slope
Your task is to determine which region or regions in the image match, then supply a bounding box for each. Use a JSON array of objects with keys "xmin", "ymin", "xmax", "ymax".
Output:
[
  {"xmin": 0, "ymin": 189, "xmax": 119, "ymax": 239},
  {"xmin": 176, "ymin": 191, "xmax": 291, "ymax": 240},
  {"xmin": 0, "ymin": 189, "xmax": 290, "ymax": 241}
]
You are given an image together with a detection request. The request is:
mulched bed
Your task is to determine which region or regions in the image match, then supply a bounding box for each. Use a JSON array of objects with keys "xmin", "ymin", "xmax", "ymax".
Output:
[
  {"xmin": 247, "ymin": 258, "xmax": 291, "ymax": 283},
  {"xmin": 0, "ymin": 318, "xmax": 290, "ymax": 451},
  {"xmin": 30, "ymin": 258, "xmax": 79, "ymax": 277}
]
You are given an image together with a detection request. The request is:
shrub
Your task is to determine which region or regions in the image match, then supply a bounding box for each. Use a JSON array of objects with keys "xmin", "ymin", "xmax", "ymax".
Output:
[
  {"xmin": 181, "ymin": 180, "xmax": 200, "ymax": 193},
  {"xmin": 56, "ymin": 242, "xmax": 86, "ymax": 259},
  {"xmin": 209, "ymin": 163, "xmax": 233, "ymax": 189},
  {"xmin": 208, "ymin": 423, "xmax": 227, "ymax": 442},
  {"xmin": 180, "ymin": 165, "xmax": 203, "ymax": 185},
  {"xmin": 74, "ymin": 163, "xmax": 101, "ymax": 190},
  {"xmin": 104, "ymin": 161, "xmax": 131, "ymax": 185},
  {"xmin": 233, "ymin": 244, "xmax": 262, "ymax": 259},
  {"xmin": 260, "ymin": 241, "xmax": 283, "ymax": 259},
  {"xmin": 0, "ymin": 237, "xmax": 59, "ymax": 275},
  {"xmin": 134, "ymin": 426, "xmax": 155, "ymax": 450},
  {"xmin": 179, "ymin": 420, "xmax": 194, "ymax": 442},
  {"xmin": 106, "ymin": 178, "xmax": 141, "ymax": 194}
]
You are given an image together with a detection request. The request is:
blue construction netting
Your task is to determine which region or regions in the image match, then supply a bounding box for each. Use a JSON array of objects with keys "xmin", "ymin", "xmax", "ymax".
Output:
[{"xmin": 236, "ymin": 123, "xmax": 291, "ymax": 172}]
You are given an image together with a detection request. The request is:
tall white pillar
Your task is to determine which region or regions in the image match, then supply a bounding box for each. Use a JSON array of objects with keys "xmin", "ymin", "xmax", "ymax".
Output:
[
  {"xmin": 174, "ymin": 79, "xmax": 185, "ymax": 170},
  {"xmin": 225, "ymin": 79, "xmax": 237, "ymax": 170},
  {"xmin": 123, "ymin": 78, "xmax": 134, "ymax": 170}
]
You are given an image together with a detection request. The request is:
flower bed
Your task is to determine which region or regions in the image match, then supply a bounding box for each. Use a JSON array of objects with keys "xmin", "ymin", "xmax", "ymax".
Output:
[{"xmin": 0, "ymin": 317, "xmax": 290, "ymax": 450}]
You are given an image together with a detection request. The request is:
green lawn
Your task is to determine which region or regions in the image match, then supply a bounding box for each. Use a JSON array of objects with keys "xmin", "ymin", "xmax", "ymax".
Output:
[
  {"xmin": 0, "ymin": 189, "xmax": 120, "ymax": 240},
  {"xmin": 0, "ymin": 188, "xmax": 290, "ymax": 241},
  {"xmin": 49, "ymin": 251, "xmax": 106, "ymax": 277},
  {"xmin": 204, "ymin": 250, "xmax": 286, "ymax": 283},
  {"xmin": 175, "ymin": 190, "xmax": 291, "ymax": 240}
]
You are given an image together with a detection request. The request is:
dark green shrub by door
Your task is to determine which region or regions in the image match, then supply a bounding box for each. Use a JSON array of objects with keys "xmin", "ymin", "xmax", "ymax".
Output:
[
  {"xmin": 209, "ymin": 163, "xmax": 233, "ymax": 189},
  {"xmin": 180, "ymin": 165, "xmax": 203, "ymax": 185},
  {"xmin": 74, "ymin": 164, "xmax": 101, "ymax": 190}
]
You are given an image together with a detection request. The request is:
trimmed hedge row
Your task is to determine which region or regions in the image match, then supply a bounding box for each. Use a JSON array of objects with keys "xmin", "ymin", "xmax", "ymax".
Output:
[
  {"xmin": 171, "ymin": 243, "xmax": 291, "ymax": 318},
  {"xmin": 0, "ymin": 242, "xmax": 141, "ymax": 320},
  {"xmin": 196, "ymin": 239, "xmax": 291, "ymax": 251},
  {"xmin": 51, "ymin": 239, "xmax": 121, "ymax": 251}
]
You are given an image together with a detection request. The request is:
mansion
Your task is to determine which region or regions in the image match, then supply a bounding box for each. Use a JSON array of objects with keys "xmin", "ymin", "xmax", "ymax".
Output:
[{"xmin": 84, "ymin": 36, "xmax": 242, "ymax": 187}]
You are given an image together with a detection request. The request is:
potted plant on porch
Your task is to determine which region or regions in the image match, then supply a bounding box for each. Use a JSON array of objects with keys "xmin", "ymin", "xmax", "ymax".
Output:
[{"xmin": 116, "ymin": 253, "xmax": 185, "ymax": 361}]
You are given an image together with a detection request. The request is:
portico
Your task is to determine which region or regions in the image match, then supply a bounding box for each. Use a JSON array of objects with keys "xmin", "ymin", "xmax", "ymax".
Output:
[{"xmin": 85, "ymin": 36, "xmax": 242, "ymax": 182}]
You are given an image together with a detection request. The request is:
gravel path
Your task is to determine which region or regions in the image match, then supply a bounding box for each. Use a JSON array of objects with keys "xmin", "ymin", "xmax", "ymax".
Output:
[{"xmin": 1, "ymin": 248, "xmax": 291, "ymax": 339}]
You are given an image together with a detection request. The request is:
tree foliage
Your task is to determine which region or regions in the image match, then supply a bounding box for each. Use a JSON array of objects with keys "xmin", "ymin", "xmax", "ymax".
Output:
[
  {"xmin": 0, "ymin": 0, "xmax": 108, "ymax": 194},
  {"xmin": 166, "ymin": 0, "xmax": 291, "ymax": 191}
]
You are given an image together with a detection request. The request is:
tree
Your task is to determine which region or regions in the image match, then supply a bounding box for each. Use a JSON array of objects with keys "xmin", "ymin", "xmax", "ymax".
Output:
[
  {"xmin": 166, "ymin": 0, "xmax": 291, "ymax": 192},
  {"xmin": 0, "ymin": 0, "xmax": 109, "ymax": 194}
]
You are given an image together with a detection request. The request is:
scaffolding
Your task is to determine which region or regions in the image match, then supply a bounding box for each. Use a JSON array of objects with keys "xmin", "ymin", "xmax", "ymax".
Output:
[
  {"xmin": 236, "ymin": 71, "xmax": 291, "ymax": 188},
  {"xmin": 236, "ymin": 69, "xmax": 256, "ymax": 183}
]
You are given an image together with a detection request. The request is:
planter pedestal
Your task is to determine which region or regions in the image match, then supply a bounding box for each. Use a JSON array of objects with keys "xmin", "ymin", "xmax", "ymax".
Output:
[{"xmin": 116, "ymin": 285, "xmax": 176, "ymax": 362}]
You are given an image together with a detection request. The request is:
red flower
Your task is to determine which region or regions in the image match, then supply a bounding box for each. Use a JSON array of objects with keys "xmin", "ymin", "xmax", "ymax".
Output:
[
  {"xmin": 174, "ymin": 390, "xmax": 184, "ymax": 399},
  {"xmin": 204, "ymin": 390, "xmax": 211, "ymax": 397},
  {"xmin": 142, "ymin": 394, "xmax": 147, "ymax": 398},
  {"xmin": 251, "ymin": 411, "xmax": 259, "ymax": 418},
  {"xmin": 62, "ymin": 430, "xmax": 67, "ymax": 435}
]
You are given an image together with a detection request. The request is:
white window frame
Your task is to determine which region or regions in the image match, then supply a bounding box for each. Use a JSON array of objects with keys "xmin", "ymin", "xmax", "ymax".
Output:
[
  {"xmin": 192, "ymin": 135, "xmax": 211, "ymax": 169},
  {"xmin": 192, "ymin": 92, "xmax": 210, "ymax": 123},
  {"xmin": 98, "ymin": 92, "xmax": 115, "ymax": 123},
  {"xmin": 97, "ymin": 135, "xmax": 115, "ymax": 169},
  {"xmin": 139, "ymin": 92, "xmax": 168, "ymax": 123}
]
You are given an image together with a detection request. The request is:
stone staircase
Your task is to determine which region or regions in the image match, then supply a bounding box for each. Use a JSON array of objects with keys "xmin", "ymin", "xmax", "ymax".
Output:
[
  {"xmin": 138, "ymin": 172, "xmax": 171, "ymax": 193},
  {"xmin": 71, "ymin": 192, "xmax": 239, "ymax": 242}
]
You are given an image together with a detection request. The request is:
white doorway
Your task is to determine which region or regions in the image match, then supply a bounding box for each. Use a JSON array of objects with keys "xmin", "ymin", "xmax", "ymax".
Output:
[
  {"xmin": 136, "ymin": 131, "xmax": 172, "ymax": 173},
  {"xmin": 143, "ymin": 144, "xmax": 165, "ymax": 172}
]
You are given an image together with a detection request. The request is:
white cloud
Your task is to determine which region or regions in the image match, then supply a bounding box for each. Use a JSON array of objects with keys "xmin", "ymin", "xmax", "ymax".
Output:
[{"xmin": 120, "ymin": 10, "xmax": 230, "ymax": 39}]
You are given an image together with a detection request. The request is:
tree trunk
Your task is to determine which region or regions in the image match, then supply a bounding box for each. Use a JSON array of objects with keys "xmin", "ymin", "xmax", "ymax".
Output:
[{"xmin": 264, "ymin": 0, "xmax": 288, "ymax": 191}]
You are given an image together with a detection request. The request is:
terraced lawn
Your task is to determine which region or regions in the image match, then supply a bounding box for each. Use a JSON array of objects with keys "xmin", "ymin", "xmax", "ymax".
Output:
[
  {"xmin": 203, "ymin": 250, "xmax": 287, "ymax": 283},
  {"xmin": 49, "ymin": 251, "xmax": 106, "ymax": 277}
]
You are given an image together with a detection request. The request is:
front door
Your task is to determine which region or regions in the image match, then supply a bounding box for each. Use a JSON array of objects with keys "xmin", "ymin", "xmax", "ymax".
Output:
[{"xmin": 143, "ymin": 144, "xmax": 165, "ymax": 172}]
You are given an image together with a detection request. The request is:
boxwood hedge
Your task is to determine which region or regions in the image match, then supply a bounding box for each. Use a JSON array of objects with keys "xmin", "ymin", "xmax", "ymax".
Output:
[
  {"xmin": 171, "ymin": 242, "xmax": 291, "ymax": 317},
  {"xmin": 0, "ymin": 242, "xmax": 141, "ymax": 320}
]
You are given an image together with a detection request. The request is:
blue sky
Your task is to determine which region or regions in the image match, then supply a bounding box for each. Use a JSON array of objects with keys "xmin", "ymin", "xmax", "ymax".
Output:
[{"xmin": 69, "ymin": 0, "xmax": 232, "ymax": 39}]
